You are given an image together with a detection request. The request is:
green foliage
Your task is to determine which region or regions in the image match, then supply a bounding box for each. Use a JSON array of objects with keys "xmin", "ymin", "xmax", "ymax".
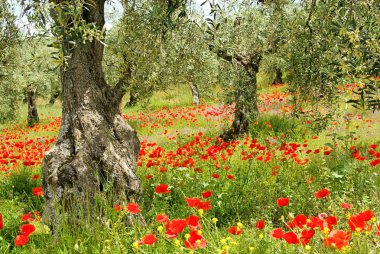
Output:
[
  {"xmin": 0, "ymin": 37, "xmax": 59, "ymax": 124},
  {"xmin": 1, "ymin": 86, "xmax": 380, "ymax": 252},
  {"xmin": 0, "ymin": 78, "xmax": 21, "ymax": 123},
  {"xmin": 103, "ymin": 1, "xmax": 218, "ymax": 107},
  {"xmin": 250, "ymin": 114, "xmax": 307, "ymax": 140},
  {"xmin": 283, "ymin": 0, "xmax": 380, "ymax": 114},
  {"xmin": 1, "ymin": 167, "xmax": 42, "ymax": 210},
  {"xmin": 0, "ymin": 3, "xmax": 20, "ymax": 123},
  {"xmin": 346, "ymin": 79, "xmax": 380, "ymax": 114}
]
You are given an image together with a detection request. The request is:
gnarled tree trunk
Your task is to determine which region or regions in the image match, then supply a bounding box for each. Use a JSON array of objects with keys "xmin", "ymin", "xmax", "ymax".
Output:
[
  {"xmin": 221, "ymin": 62, "xmax": 259, "ymax": 141},
  {"xmin": 190, "ymin": 81, "xmax": 200, "ymax": 105},
  {"xmin": 210, "ymin": 46, "xmax": 261, "ymax": 141},
  {"xmin": 42, "ymin": 1, "xmax": 141, "ymax": 227},
  {"xmin": 27, "ymin": 85, "xmax": 39, "ymax": 127}
]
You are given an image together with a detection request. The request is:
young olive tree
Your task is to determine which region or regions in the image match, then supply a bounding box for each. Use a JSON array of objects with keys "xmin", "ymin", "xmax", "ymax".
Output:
[
  {"xmin": 104, "ymin": 0, "xmax": 189, "ymax": 107},
  {"xmin": 162, "ymin": 17, "xmax": 218, "ymax": 105},
  {"xmin": 205, "ymin": 0, "xmax": 288, "ymax": 140},
  {"xmin": 15, "ymin": 38, "xmax": 59, "ymax": 126}
]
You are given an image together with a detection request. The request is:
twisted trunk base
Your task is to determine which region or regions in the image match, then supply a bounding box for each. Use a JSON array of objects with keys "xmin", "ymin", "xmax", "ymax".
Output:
[
  {"xmin": 221, "ymin": 103, "xmax": 249, "ymax": 141},
  {"xmin": 42, "ymin": 41, "xmax": 141, "ymax": 228}
]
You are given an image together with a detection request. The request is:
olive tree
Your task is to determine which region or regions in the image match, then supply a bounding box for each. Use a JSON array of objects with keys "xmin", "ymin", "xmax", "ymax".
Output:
[
  {"xmin": 16, "ymin": 38, "xmax": 59, "ymax": 126},
  {"xmin": 20, "ymin": 0, "xmax": 142, "ymax": 227},
  {"xmin": 205, "ymin": 0, "xmax": 288, "ymax": 140},
  {"xmin": 283, "ymin": 0, "xmax": 379, "ymax": 119}
]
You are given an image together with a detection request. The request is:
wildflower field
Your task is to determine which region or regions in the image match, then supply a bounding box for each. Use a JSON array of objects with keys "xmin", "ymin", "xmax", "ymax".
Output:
[{"xmin": 0, "ymin": 84, "xmax": 379, "ymax": 254}]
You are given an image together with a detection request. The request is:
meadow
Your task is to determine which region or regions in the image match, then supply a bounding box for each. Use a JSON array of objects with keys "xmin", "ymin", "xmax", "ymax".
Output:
[{"xmin": 0, "ymin": 83, "xmax": 379, "ymax": 254}]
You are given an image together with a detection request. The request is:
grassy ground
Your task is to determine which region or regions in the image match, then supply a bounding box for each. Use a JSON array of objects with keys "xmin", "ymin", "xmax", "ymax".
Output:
[{"xmin": 0, "ymin": 84, "xmax": 379, "ymax": 253}]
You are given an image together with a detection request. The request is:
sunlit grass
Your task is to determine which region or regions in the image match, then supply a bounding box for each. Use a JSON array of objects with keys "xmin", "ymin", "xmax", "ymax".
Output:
[{"xmin": 0, "ymin": 84, "xmax": 379, "ymax": 253}]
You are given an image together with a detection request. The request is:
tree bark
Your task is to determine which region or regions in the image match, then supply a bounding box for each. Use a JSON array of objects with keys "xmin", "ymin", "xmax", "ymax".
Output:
[
  {"xmin": 210, "ymin": 46, "xmax": 260, "ymax": 141},
  {"xmin": 271, "ymin": 68, "xmax": 283, "ymax": 85},
  {"xmin": 27, "ymin": 85, "xmax": 39, "ymax": 127},
  {"xmin": 190, "ymin": 81, "xmax": 200, "ymax": 105},
  {"xmin": 42, "ymin": 1, "xmax": 141, "ymax": 228},
  {"xmin": 221, "ymin": 63, "xmax": 259, "ymax": 141}
]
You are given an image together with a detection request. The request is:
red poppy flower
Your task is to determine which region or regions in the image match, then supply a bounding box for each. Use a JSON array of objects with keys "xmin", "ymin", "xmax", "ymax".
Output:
[
  {"xmin": 282, "ymin": 231, "xmax": 299, "ymax": 244},
  {"xmin": 270, "ymin": 228, "xmax": 284, "ymax": 239},
  {"xmin": 126, "ymin": 203, "xmax": 141, "ymax": 214},
  {"xmin": 285, "ymin": 220, "xmax": 296, "ymax": 229},
  {"xmin": 32, "ymin": 187, "xmax": 43, "ymax": 196},
  {"xmin": 20, "ymin": 223, "xmax": 35, "ymax": 236},
  {"xmin": 277, "ymin": 197, "xmax": 289, "ymax": 207},
  {"xmin": 32, "ymin": 174, "xmax": 39, "ymax": 180},
  {"xmin": 341, "ymin": 202, "xmax": 351, "ymax": 210},
  {"xmin": 21, "ymin": 213, "xmax": 33, "ymax": 222},
  {"xmin": 348, "ymin": 210, "xmax": 374, "ymax": 231},
  {"xmin": 324, "ymin": 230, "xmax": 350, "ymax": 250},
  {"xmin": 315, "ymin": 188, "xmax": 330, "ymax": 199},
  {"xmin": 197, "ymin": 201, "xmax": 212, "ymax": 211},
  {"xmin": 113, "ymin": 204, "xmax": 121, "ymax": 212},
  {"xmin": 293, "ymin": 214, "xmax": 307, "ymax": 228},
  {"xmin": 156, "ymin": 213, "xmax": 169, "ymax": 224},
  {"xmin": 300, "ymin": 229, "xmax": 315, "ymax": 245},
  {"xmin": 255, "ymin": 219, "xmax": 265, "ymax": 230},
  {"xmin": 228, "ymin": 226, "xmax": 243, "ymax": 235},
  {"xmin": 165, "ymin": 230, "xmax": 178, "ymax": 239},
  {"xmin": 201, "ymin": 190, "xmax": 212, "ymax": 198},
  {"xmin": 186, "ymin": 215, "xmax": 201, "ymax": 230},
  {"xmin": 155, "ymin": 184, "xmax": 171, "ymax": 194},
  {"xmin": 15, "ymin": 235, "xmax": 29, "ymax": 246},
  {"xmin": 140, "ymin": 234, "xmax": 157, "ymax": 245},
  {"xmin": 0, "ymin": 213, "xmax": 3, "ymax": 230},
  {"xmin": 326, "ymin": 216, "xmax": 338, "ymax": 226},
  {"xmin": 184, "ymin": 230, "xmax": 207, "ymax": 249},
  {"xmin": 166, "ymin": 219, "xmax": 187, "ymax": 234},
  {"xmin": 226, "ymin": 174, "xmax": 235, "ymax": 180},
  {"xmin": 370, "ymin": 159, "xmax": 380, "ymax": 166},
  {"xmin": 376, "ymin": 225, "xmax": 380, "ymax": 237},
  {"xmin": 359, "ymin": 210, "xmax": 374, "ymax": 221},
  {"xmin": 348, "ymin": 215, "xmax": 365, "ymax": 231},
  {"xmin": 185, "ymin": 197, "xmax": 200, "ymax": 207},
  {"xmin": 212, "ymin": 173, "xmax": 220, "ymax": 179}
]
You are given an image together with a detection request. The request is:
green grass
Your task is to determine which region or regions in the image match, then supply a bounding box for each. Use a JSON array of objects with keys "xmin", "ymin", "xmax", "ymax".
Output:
[{"xmin": 0, "ymin": 84, "xmax": 379, "ymax": 253}]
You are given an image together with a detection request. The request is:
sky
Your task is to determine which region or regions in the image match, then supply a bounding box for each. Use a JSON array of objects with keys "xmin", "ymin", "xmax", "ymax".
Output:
[
  {"xmin": 105, "ymin": 0, "xmax": 212, "ymax": 29},
  {"xmin": 11, "ymin": 0, "xmax": 212, "ymax": 33}
]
